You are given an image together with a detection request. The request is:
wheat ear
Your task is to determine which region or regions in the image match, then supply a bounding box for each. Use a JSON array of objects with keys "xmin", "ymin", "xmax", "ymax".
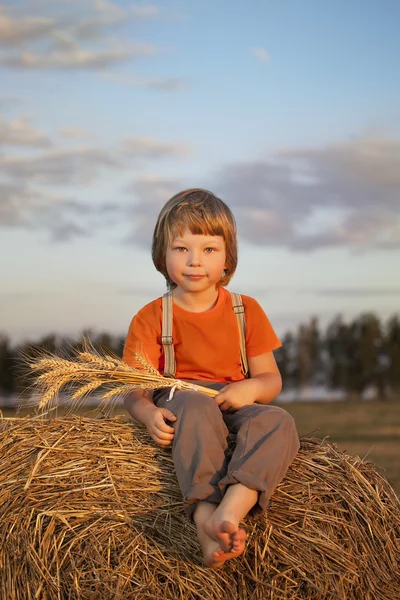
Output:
[{"xmin": 27, "ymin": 339, "xmax": 218, "ymax": 411}]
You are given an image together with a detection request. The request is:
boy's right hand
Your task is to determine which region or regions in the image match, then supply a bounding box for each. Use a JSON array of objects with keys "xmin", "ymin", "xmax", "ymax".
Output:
[{"xmin": 144, "ymin": 407, "xmax": 176, "ymax": 447}]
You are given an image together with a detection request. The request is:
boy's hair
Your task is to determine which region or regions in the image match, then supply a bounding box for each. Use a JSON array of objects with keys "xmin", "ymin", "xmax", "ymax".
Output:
[{"xmin": 152, "ymin": 188, "xmax": 238, "ymax": 289}]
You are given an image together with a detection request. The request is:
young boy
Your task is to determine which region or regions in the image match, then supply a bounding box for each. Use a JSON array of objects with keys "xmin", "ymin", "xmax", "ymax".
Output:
[{"xmin": 123, "ymin": 189, "xmax": 299, "ymax": 568}]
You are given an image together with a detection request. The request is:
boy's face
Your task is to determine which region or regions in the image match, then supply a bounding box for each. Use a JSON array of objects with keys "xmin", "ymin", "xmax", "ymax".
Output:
[{"xmin": 166, "ymin": 229, "xmax": 227, "ymax": 293}]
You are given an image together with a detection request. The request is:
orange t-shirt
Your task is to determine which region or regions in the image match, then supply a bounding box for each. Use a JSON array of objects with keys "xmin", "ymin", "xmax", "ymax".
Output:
[{"xmin": 123, "ymin": 286, "xmax": 281, "ymax": 383}]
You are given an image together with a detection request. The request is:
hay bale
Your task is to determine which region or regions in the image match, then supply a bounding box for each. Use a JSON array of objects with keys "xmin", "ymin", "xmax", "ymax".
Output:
[{"xmin": 0, "ymin": 416, "xmax": 399, "ymax": 600}]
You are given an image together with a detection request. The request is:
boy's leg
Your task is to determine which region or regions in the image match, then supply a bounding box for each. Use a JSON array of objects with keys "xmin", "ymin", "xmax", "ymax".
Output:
[
  {"xmin": 154, "ymin": 388, "xmax": 229, "ymax": 518},
  {"xmin": 198, "ymin": 405, "xmax": 299, "ymax": 566},
  {"xmin": 220, "ymin": 404, "xmax": 300, "ymax": 511}
]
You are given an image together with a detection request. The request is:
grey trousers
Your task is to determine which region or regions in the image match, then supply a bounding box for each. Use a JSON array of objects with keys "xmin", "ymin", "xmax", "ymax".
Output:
[{"xmin": 153, "ymin": 383, "xmax": 300, "ymax": 520}]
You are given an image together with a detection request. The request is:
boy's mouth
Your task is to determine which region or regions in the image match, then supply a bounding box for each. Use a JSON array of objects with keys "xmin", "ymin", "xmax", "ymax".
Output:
[{"xmin": 185, "ymin": 275, "xmax": 205, "ymax": 280}]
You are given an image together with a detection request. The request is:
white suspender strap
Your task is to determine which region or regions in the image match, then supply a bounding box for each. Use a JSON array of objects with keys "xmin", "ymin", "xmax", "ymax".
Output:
[
  {"xmin": 161, "ymin": 291, "xmax": 176, "ymax": 377},
  {"xmin": 161, "ymin": 290, "xmax": 249, "ymax": 379},
  {"xmin": 230, "ymin": 292, "xmax": 249, "ymax": 378}
]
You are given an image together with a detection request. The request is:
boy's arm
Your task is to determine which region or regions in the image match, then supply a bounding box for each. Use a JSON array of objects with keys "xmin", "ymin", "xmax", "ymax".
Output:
[
  {"xmin": 124, "ymin": 389, "xmax": 156, "ymax": 423},
  {"xmin": 124, "ymin": 390, "xmax": 177, "ymax": 447},
  {"xmin": 247, "ymin": 352, "xmax": 282, "ymax": 404},
  {"xmin": 215, "ymin": 352, "xmax": 282, "ymax": 411}
]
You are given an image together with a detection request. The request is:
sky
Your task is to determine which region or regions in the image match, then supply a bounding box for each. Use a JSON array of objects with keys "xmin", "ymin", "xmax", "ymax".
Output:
[{"xmin": 1, "ymin": 0, "xmax": 399, "ymax": 344}]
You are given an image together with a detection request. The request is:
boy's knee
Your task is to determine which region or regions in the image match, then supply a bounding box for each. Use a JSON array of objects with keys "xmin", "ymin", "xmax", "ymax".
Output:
[
  {"xmin": 272, "ymin": 406, "xmax": 296, "ymax": 429},
  {"xmin": 249, "ymin": 405, "xmax": 297, "ymax": 435},
  {"xmin": 174, "ymin": 391, "xmax": 220, "ymax": 419},
  {"xmin": 267, "ymin": 407, "xmax": 299, "ymax": 450}
]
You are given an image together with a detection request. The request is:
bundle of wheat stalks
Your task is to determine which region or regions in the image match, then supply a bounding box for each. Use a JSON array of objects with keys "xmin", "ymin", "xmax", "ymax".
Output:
[
  {"xmin": 0, "ymin": 345, "xmax": 398, "ymax": 599},
  {"xmin": 26, "ymin": 341, "xmax": 218, "ymax": 413}
]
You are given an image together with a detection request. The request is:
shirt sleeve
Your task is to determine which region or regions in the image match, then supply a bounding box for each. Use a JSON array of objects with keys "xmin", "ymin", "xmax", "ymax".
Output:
[
  {"xmin": 243, "ymin": 296, "xmax": 281, "ymax": 356},
  {"xmin": 122, "ymin": 312, "xmax": 162, "ymax": 371}
]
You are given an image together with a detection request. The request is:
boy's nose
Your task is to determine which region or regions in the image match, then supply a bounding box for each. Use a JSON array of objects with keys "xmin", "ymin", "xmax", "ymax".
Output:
[{"xmin": 188, "ymin": 252, "xmax": 201, "ymax": 266}]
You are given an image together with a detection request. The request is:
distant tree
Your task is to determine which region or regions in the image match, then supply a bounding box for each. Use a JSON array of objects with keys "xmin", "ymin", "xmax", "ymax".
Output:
[
  {"xmin": 0, "ymin": 334, "xmax": 15, "ymax": 395},
  {"xmin": 325, "ymin": 315, "xmax": 352, "ymax": 391},
  {"xmin": 293, "ymin": 318, "xmax": 322, "ymax": 389},
  {"xmin": 385, "ymin": 315, "xmax": 400, "ymax": 397},
  {"xmin": 346, "ymin": 313, "xmax": 383, "ymax": 399},
  {"xmin": 94, "ymin": 332, "xmax": 122, "ymax": 357},
  {"xmin": 13, "ymin": 341, "xmax": 39, "ymax": 397},
  {"xmin": 275, "ymin": 332, "xmax": 294, "ymax": 389}
]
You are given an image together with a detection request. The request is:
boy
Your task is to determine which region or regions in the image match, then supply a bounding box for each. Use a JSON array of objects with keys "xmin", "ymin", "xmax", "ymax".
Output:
[{"xmin": 123, "ymin": 189, "xmax": 299, "ymax": 568}]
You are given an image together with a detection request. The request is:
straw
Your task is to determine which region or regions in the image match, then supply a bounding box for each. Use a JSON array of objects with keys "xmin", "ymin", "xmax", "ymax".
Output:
[{"xmin": 1, "ymin": 415, "xmax": 399, "ymax": 599}]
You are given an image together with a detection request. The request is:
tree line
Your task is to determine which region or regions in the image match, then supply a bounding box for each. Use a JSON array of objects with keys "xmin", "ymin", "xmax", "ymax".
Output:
[{"xmin": 0, "ymin": 312, "xmax": 399, "ymax": 401}]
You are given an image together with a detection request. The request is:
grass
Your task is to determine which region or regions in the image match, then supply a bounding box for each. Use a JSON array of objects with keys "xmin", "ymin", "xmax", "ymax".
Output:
[
  {"xmin": 277, "ymin": 399, "xmax": 400, "ymax": 495},
  {"xmin": 2, "ymin": 398, "xmax": 399, "ymax": 495}
]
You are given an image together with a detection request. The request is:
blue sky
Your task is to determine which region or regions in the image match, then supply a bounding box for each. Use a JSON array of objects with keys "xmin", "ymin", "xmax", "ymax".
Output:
[{"xmin": 1, "ymin": 0, "xmax": 399, "ymax": 343}]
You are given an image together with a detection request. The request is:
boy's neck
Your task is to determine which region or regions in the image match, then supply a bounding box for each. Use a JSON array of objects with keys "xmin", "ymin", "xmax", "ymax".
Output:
[{"xmin": 172, "ymin": 287, "xmax": 220, "ymax": 313}]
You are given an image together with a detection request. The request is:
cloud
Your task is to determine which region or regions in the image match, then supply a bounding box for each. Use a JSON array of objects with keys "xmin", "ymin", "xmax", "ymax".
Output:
[
  {"xmin": 216, "ymin": 134, "xmax": 400, "ymax": 251},
  {"xmin": 0, "ymin": 181, "xmax": 99, "ymax": 240},
  {"xmin": 59, "ymin": 127, "xmax": 91, "ymax": 139},
  {"xmin": 0, "ymin": 7, "xmax": 54, "ymax": 46},
  {"xmin": 122, "ymin": 137, "xmax": 191, "ymax": 159},
  {"xmin": 146, "ymin": 77, "xmax": 187, "ymax": 91},
  {"xmin": 0, "ymin": 116, "xmax": 52, "ymax": 147},
  {"xmin": 1, "ymin": 42, "xmax": 156, "ymax": 69},
  {"xmin": 0, "ymin": 181, "xmax": 85, "ymax": 226},
  {"xmin": 0, "ymin": 2, "xmax": 158, "ymax": 70},
  {"xmin": 131, "ymin": 5, "xmax": 161, "ymax": 19},
  {"xmin": 124, "ymin": 174, "xmax": 182, "ymax": 246},
  {"xmin": 0, "ymin": 183, "xmax": 46, "ymax": 227},
  {"xmin": 99, "ymin": 72, "xmax": 188, "ymax": 91},
  {"xmin": 251, "ymin": 47, "xmax": 270, "ymax": 62},
  {"xmin": 0, "ymin": 147, "xmax": 121, "ymax": 185}
]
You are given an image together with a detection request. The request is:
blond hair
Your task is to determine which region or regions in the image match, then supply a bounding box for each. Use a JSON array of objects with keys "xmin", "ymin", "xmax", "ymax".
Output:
[{"xmin": 152, "ymin": 188, "xmax": 238, "ymax": 289}]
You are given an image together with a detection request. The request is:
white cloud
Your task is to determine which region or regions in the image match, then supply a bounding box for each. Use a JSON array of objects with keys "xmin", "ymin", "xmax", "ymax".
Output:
[
  {"xmin": 0, "ymin": 181, "xmax": 108, "ymax": 240},
  {"xmin": 124, "ymin": 174, "xmax": 182, "ymax": 246},
  {"xmin": 0, "ymin": 7, "xmax": 54, "ymax": 46},
  {"xmin": 59, "ymin": 127, "xmax": 91, "ymax": 139},
  {"xmin": 122, "ymin": 137, "xmax": 191, "ymax": 159},
  {"xmin": 251, "ymin": 47, "xmax": 270, "ymax": 62},
  {"xmin": 1, "ymin": 41, "xmax": 156, "ymax": 69},
  {"xmin": 99, "ymin": 72, "xmax": 188, "ymax": 91},
  {"xmin": 0, "ymin": 147, "xmax": 121, "ymax": 184},
  {"xmin": 0, "ymin": 2, "xmax": 159, "ymax": 70},
  {"xmin": 0, "ymin": 116, "xmax": 52, "ymax": 147},
  {"xmin": 216, "ymin": 134, "xmax": 400, "ymax": 251}
]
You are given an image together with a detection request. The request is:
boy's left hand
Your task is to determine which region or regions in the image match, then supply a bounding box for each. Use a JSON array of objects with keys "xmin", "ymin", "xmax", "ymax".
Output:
[{"xmin": 215, "ymin": 380, "xmax": 258, "ymax": 412}]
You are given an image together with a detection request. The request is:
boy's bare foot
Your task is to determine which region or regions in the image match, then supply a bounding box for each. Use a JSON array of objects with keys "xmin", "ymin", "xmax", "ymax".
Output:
[
  {"xmin": 197, "ymin": 522, "xmax": 246, "ymax": 569},
  {"xmin": 193, "ymin": 484, "xmax": 258, "ymax": 569},
  {"xmin": 203, "ymin": 517, "xmax": 243, "ymax": 552},
  {"xmin": 206, "ymin": 527, "xmax": 247, "ymax": 568},
  {"xmin": 193, "ymin": 502, "xmax": 247, "ymax": 569}
]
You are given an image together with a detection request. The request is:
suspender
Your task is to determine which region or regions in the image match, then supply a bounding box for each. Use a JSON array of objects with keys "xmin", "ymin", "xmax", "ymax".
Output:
[
  {"xmin": 161, "ymin": 291, "xmax": 249, "ymax": 378},
  {"xmin": 230, "ymin": 292, "xmax": 249, "ymax": 379},
  {"xmin": 161, "ymin": 291, "xmax": 176, "ymax": 377}
]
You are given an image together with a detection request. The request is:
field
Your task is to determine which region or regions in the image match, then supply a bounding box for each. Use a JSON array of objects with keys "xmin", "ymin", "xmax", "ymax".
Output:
[
  {"xmin": 1, "ymin": 399, "xmax": 399, "ymax": 495},
  {"xmin": 279, "ymin": 399, "xmax": 400, "ymax": 495}
]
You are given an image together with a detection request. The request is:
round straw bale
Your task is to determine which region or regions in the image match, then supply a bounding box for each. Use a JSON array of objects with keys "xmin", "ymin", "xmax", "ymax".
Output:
[{"xmin": 0, "ymin": 416, "xmax": 399, "ymax": 600}]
